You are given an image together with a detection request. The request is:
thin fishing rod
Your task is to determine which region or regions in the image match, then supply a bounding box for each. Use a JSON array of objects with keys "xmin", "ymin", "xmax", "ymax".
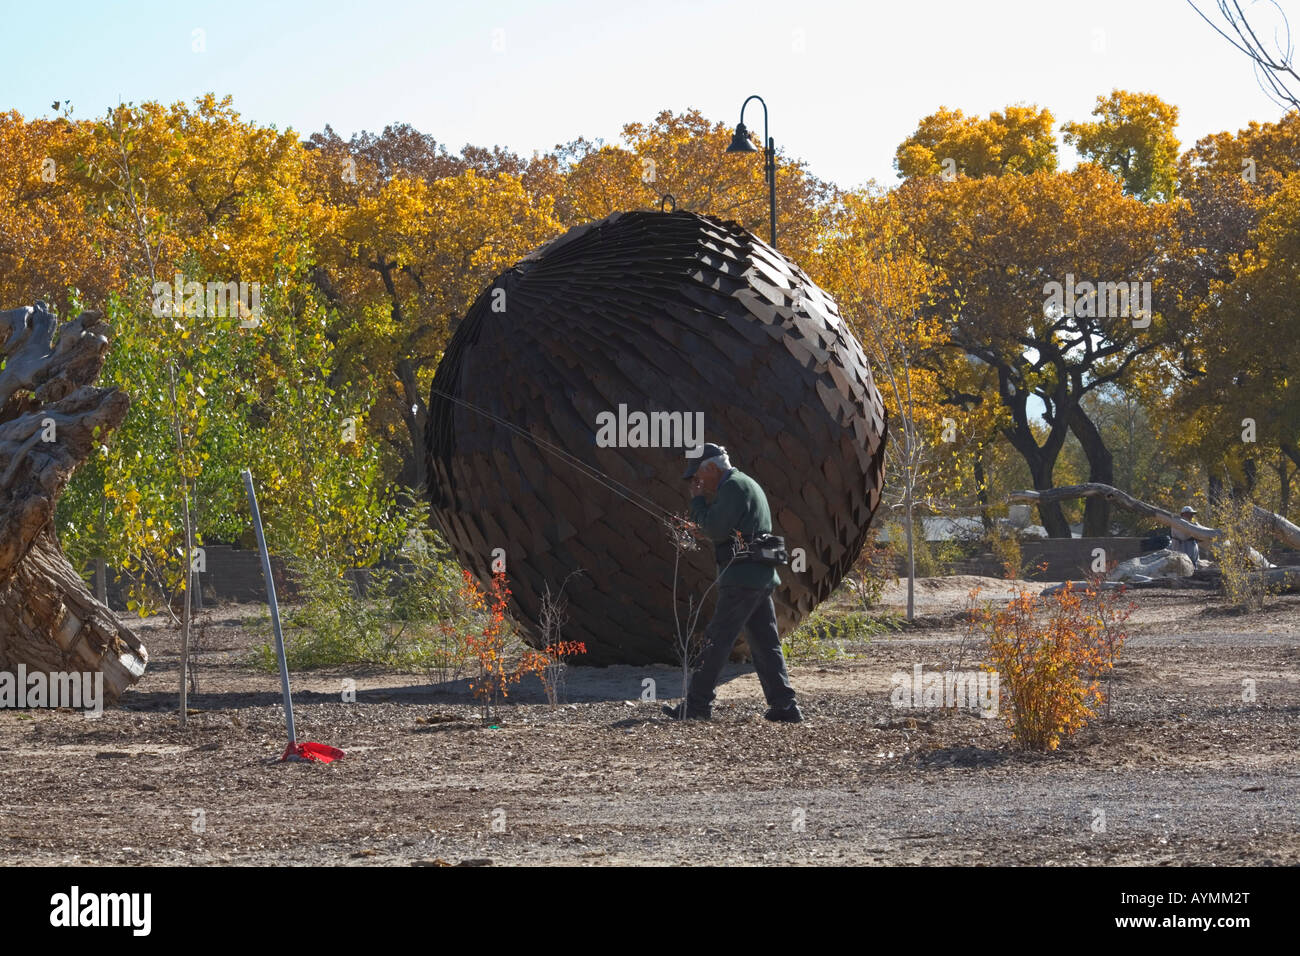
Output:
[{"xmin": 429, "ymin": 387, "xmax": 679, "ymax": 523}]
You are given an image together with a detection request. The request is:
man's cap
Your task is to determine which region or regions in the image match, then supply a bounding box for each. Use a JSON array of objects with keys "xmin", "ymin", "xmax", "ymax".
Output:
[
  {"xmin": 1180, "ymin": 505, "xmax": 1197, "ymax": 515},
  {"xmin": 682, "ymin": 443, "xmax": 726, "ymax": 480}
]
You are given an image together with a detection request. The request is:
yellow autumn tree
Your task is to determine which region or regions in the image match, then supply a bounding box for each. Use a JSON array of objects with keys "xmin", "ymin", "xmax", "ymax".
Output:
[
  {"xmin": 811, "ymin": 186, "xmax": 1005, "ymax": 616},
  {"xmin": 310, "ymin": 152, "xmax": 562, "ymax": 489},
  {"xmin": 64, "ymin": 95, "xmax": 317, "ymax": 286},
  {"xmin": 1063, "ymin": 90, "xmax": 1181, "ymax": 201},
  {"xmin": 895, "ymin": 164, "xmax": 1174, "ymax": 537},
  {"xmin": 894, "ymin": 104, "xmax": 1058, "ymax": 180},
  {"xmin": 1147, "ymin": 111, "xmax": 1300, "ymax": 501},
  {"xmin": 1165, "ymin": 170, "xmax": 1300, "ymax": 495},
  {"xmin": 558, "ymin": 108, "xmax": 828, "ymax": 266},
  {"xmin": 0, "ymin": 109, "xmax": 119, "ymax": 313}
]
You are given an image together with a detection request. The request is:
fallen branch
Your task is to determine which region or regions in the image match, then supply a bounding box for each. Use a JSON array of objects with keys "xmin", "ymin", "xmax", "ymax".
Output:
[
  {"xmin": 1008, "ymin": 482, "xmax": 1300, "ymax": 549},
  {"xmin": 1249, "ymin": 509, "xmax": 1300, "ymax": 551}
]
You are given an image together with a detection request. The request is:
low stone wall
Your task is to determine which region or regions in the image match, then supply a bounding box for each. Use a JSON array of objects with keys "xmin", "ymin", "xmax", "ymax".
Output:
[
  {"xmin": 1021, "ymin": 537, "xmax": 1146, "ymax": 580},
  {"xmin": 93, "ymin": 544, "xmax": 289, "ymax": 612},
  {"xmin": 90, "ymin": 536, "xmax": 1157, "ymax": 612},
  {"xmin": 891, "ymin": 536, "xmax": 1149, "ymax": 581},
  {"xmin": 92, "ymin": 544, "xmax": 417, "ymax": 612}
]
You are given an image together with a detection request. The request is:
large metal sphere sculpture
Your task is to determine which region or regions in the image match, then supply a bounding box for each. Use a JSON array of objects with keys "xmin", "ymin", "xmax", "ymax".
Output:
[{"xmin": 426, "ymin": 210, "xmax": 887, "ymax": 665}]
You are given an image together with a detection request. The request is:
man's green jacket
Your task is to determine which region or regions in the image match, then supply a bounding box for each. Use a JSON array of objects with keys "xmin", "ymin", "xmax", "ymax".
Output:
[{"xmin": 689, "ymin": 468, "xmax": 781, "ymax": 589}]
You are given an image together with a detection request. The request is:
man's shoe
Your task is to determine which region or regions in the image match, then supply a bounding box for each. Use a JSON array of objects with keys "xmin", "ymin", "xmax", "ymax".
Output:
[
  {"xmin": 764, "ymin": 702, "xmax": 803, "ymax": 723},
  {"xmin": 661, "ymin": 702, "xmax": 710, "ymax": 721}
]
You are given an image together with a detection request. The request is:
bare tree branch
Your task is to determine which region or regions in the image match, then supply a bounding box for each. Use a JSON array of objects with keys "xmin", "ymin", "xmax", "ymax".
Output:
[{"xmin": 1188, "ymin": 0, "xmax": 1300, "ymax": 110}]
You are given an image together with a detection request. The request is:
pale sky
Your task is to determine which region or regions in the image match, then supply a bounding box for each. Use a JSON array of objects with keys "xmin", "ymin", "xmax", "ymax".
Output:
[{"xmin": 3, "ymin": 0, "xmax": 1293, "ymax": 187}]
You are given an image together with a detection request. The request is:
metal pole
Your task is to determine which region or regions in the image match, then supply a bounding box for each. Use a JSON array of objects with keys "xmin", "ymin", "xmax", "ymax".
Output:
[
  {"xmin": 241, "ymin": 469, "xmax": 295, "ymax": 747},
  {"xmin": 739, "ymin": 94, "xmax": 777, "ymax": 249},
  {"xmin": 767, "ymin": 136, "xmax": 777, "ymax": 248}
]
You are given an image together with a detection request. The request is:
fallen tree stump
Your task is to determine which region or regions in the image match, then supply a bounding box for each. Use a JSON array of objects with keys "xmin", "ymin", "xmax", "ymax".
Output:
[{"xmin": 0, "ymin": 302, "xmax": 146, "ymax": 703}]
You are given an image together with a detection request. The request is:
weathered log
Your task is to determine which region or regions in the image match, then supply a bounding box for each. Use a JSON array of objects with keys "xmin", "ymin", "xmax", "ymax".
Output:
[
  {"xmin": 1250, "ymin": 508, "xmax": 1300, "ymax": 550},
  {"xmin": 1252, "ymin": 566, "xmax": 1300, "ymax": 592},
  {"xmin": 1010, "ymin": 482, "xmax": 1290, "ymax": 571},
  {"xmin": 0, "ymin": 302, "xmax": 147, "ymax": 703},
  {"xmin": 1009, "ymin": 483, "xmax": 1223, "ymax": 542},
  {"xmin": 427, "ymin": 211, "xmax": 888, "ymax": 665},
  {"xmin": 1012, "ymin": 481, "xmax": 1300, "ymax": 551}
]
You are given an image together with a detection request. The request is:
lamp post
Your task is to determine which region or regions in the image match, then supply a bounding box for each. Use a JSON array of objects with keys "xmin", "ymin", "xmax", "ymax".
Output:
[{"xmin": 726, "ymin": 94, "xmax": 776, "ymax": 249}]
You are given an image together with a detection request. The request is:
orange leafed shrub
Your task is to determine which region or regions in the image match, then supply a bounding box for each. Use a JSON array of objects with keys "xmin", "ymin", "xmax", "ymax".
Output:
[
  {"xmin": 457, "ymin": 570, "xmax": 588, "ymax": 719},
  {"xmin": 972, "ymin": 581, "xmax": 1130, "ymax": 751},
  {"xmin": 523, "ymin": 639, "xmax": 588, "ymax": 709},
  {"xmin": 461, "ymin": 570, "xmax": 523, "ymax": 719}
]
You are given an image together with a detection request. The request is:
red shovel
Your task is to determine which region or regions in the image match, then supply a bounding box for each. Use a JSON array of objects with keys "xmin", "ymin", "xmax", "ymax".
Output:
[{"xmin": 282, "ymin": 741, "xmax": 346, "ymax": 764}]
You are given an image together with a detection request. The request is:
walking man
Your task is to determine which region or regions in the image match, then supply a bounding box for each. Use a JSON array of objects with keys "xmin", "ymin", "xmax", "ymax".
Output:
[{"xmin": 662, "ymin": 443, "xmax": 802, "ymax": 723}]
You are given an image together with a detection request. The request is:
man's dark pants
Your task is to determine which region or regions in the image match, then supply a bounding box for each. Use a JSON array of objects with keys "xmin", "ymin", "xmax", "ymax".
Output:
[{"xmin": 686, "ymin": 584, "xmax": 796, "ymax": 715}]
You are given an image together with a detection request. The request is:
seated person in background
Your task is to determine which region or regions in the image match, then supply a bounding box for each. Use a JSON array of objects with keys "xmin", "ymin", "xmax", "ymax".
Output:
[{"xmin": 1170, "ymin": 504, "xmax": 1201, "ymax": 566}]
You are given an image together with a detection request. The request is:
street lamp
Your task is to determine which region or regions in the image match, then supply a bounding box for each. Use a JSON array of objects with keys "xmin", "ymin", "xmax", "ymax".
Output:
[{"xmin": 726, "ymin": 94, "xmax": 776, "ymax": 249}]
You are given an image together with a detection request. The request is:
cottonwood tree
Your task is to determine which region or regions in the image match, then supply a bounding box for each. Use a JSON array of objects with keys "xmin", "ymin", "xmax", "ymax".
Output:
[
  {"xmin": 0, "ymin": 109, "xmax": 120, "ymax": 314},
  {"xmin": 898, "ymin": 165, "xmax": 1173, "ymax": 536},
  {"xmin": 1165, "ymin": 172, "xmax": 1300, "ymax": 491},
  {"xmin": 812, "ymin": 186, "xmax": 1000, "ymax": 618},
  {"xmin": 1146, "ymin": 113, "xmax": 1300, "ymax": 498},
  {"xmin": 1062, "ymin": 90, "xmax": 1182, "ymax": 201},
  {"xmin": 308, "ymin": 145, "xmax": 561, "ymax": 491},
  {"xmin": 35, "ymin": 100, "xmax": 407, "ymax": 720},
  {"xmin": 555, "ymin": 109, "xmax": 830, "ymax": 266},
  {"xmin": 894, "ymin": 104, "xmax": 1059, "ymax": 180}
]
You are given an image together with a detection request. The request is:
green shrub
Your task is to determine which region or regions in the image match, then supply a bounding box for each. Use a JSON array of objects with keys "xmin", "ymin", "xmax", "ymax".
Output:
[
  {"xmin": 847, "ymin": 540, "xmax": 897, "ymax": 611},
  {"xmin": 882, "ymin": 519, "xmax": 964, "ymax": 578},
  {"xmin": 782, "ymin": 604, "xmax": 898, "ymax": 664},
  {"xmin": 988, "ymin": 522, "xmax": 1025, "ymax": 580},
  {"xmin": 1210, "ymin": 494, "xmax": 1275, "ymax": 612},
  {"xmin": 252, "ymin": 504, "xmax": 476, "ymax": 675}
]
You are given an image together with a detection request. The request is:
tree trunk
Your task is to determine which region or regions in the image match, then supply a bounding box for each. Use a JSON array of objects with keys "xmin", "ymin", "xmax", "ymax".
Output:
[
  {"xmin": 904, "ymin": 478, "xmax": 915, "ymax": 623},
  {"xmin": 166, "ymin": 360, "xmax": 194, "ymax": 725},
  {"xmin": 1028, "ymin": 458, "xmax": 1072, "ymax": 538},
  {"xmin": 0, "ymin": 529, "xmax": 146, "ymax": 700},
  {"xmin": 974, "ymin": 452, "xmax": 992, "ymax": 531},
  {"xmin": 0, "ymin": 303, "xmax": 146, "ymax": 703},
  {"xmin": 1280, "ymin": 451, "xmax": 1291, "ymax": 519},
  {"xmin": 999, "ymin": 372, "xmax": 1072, "ymax": 538},
  {"xmin": 1003, "ymin": 419, "xmax": 1071, "ymax": 537},
  {"xmin": 1068, "ymin": 405, "xmax": 1114, "ymax": 536},
  {"xmin": 1239, "ymin": 457, "xmax": 1257, "ymax": 498}
]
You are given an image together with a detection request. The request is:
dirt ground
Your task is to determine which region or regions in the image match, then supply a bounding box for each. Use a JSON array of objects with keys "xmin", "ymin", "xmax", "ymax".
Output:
[{"xmin": 1, "ymin": 575, "xmax": 1297, "ymax": 866}]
